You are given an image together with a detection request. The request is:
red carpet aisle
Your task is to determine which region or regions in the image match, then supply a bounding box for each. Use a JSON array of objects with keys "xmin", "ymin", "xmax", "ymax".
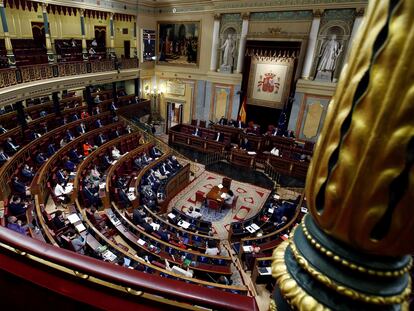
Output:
[{"xmin": 167, "ymin": 171, "xmax": 271, "ymax": 239}]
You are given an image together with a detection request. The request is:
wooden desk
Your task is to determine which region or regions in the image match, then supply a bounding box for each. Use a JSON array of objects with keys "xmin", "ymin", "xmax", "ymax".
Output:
[
  {"xmin": 206, "ymin": 186, "xmax": 228, "ymax": 204},
  {"xmin": 230, "ymin": 148, "xmax": 256, "ymax": 169}
]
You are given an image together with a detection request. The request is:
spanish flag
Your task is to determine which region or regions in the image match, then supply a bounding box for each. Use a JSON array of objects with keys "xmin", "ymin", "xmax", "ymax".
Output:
[{"xmin": 238, "ymin": 95, "xmax": 247, "ymax": 123}]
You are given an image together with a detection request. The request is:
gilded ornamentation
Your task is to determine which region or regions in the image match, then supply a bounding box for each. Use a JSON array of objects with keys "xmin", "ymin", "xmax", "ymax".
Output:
[
  {"xmin": 306, "ymin": 0, "xmax": 414, "ymax": 256},
  {"xmin": 289, "ymin": 238, "xmax": 412, "ymax": 304},
  {"xmin": 301, "ymin": 216, "xmax": 413, "ymax": 277},
  {"xmin": 271, "ymin": 241, "xmax": 329, "ymax": 311}
]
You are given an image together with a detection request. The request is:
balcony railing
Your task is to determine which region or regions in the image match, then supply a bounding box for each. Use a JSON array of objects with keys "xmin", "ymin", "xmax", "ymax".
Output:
[{"xmin": 0, "ymin": 58, "xmax": 139, "ymax": 89}]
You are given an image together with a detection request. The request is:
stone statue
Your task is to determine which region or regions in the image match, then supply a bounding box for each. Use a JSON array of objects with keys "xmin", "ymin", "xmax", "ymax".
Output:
[
  {"xmin": 220, "ymin": 34, "xmax": 236, "ymax": 67},
  {"xmin": 317, "ymin": 34, "xmax": 343, "ymax": 73}
]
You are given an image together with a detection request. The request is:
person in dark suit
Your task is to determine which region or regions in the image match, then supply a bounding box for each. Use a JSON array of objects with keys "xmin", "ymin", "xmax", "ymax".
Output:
[
  {"xmin": 47, "ymin": 143, "xmax": 56, "ymax": 157},
  {"xmin": 0, "ymin": 124, "xmax": 7, "ymax": 134},
  {"xmin": 118, "ymin": 188, "xmax": 129, "ymax": 205},
  {"xmin": 52, "ymin": 210, "xmax": 66, "ymax": 230},
  {"xmin": 0, "ymin": 148, "xmax": 10, "ymax": 164},
  {"xmin": 96, "ymin": 133, "xmax": 106, "ymax": 146},
  {"xmin": 218, "ymin": 117, "xmax": 227, "ymax": 126},
  {"xmin": 236, "ymin": 120, "xmax": 244, "ymax": 129},
  {"xmin": 240, "ymin": 137, "xmax": 252, "ymax": 151},
  {"xmin": 141, "ymin": 218, "xmax": 154, "ymax": 234},
  {"xmin": 66, "ymin": 130, "xmax": 75, "ymax": 141},
  {"xmin": 21, "ymin": 164, "xmax": 35, "ymax": 181},
  {"xmin": 64, "ymin": 157, "xmax": 76, "ymax": 172},
  {"xmin": 35, "ymin": 152, "xmax": 48, "ymax": 165},
  {"xmin": 56, "ymin": 169, "xmax": 68, "ymax": 185},
  {"xmin": 95, "ymin": 119, "xmax": 103, "ymax": 128},
  {"xmin": 132, "ymin": 207, "xmax": 145, "ymax": 226},
  {"xmin": 83, "ymin": 183, "xmax": 101, "ymax": 207},
  {"xmin": 77, "ymin": 122, "xmax": 87, "ymax": 135},
  {"xmin": 102, "ymin": 155, "xmax": 113, "ymax": 168},
  {"xmin": 12, "ymin": 176, "xmax": 27, "ymax": 195},
  {"xmin": 71, "ymin": 113, "xmax": 79, "ymax": 121},
  {"xmin": 69, "ymin": 148, "xmax": 82, "ymax": 163},
  {"xmin": 214, "ymin": 132, "xmax": 224, "ymax": 142},
  {"xmin": 29, "ymin": 131, "xmax": 41, "ymax": 140},
  {"xmin": 192, "ymin": 127, "xmax": 201, "ymax": 137},
  {"xmin": 110, "ymin": 102, "xmax": 118, "ymax": 112},
  {"xmin": 111, "ymin": 129, "xmax": 121, "ymax": 138},
  {"xmin": 150, "ymin": 147, "xmax": 162, "ymax": 158},
  {"xmin": 4, "ymin": 137, "xmax": 20, "ymax": 154},
  {"xmin": 158, "ymin": 227, "xmax": 170, "ymax": 242},
  {"xmin": 8, "ymin": 196, "xmax": 27, "ymax": 216}
]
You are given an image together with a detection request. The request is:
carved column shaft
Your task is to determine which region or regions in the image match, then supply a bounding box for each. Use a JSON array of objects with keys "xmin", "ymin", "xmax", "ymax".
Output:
[
  {"xmin": 236, "ymin": 13, "xmax": 249, "ymax": 73},
  {"xmin": 0, "ymin": 0, "xmax": 15, "ymax": 67},
  {"xmin": 42, "ymin": 3, "xmax": 55, "ymax": 63},
  {"xmin": 109, "ymin": 13, "xmax": 115, "ymax": 55},
  {"xmin": 79, "ymin": 9, "xmax": 88, "ymax": 61},
  {"xmin": 210, "ymin": 14, "xmax": 221, "ymax": 72},
  {"xmin": 301, "ymin": 10, "xmax": 322, "ymax": 79}
]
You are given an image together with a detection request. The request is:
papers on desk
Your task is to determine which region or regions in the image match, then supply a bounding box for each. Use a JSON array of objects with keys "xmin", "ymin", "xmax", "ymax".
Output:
[
  {"xmin": 178, "ymin": 220, "xmax": 190, "ymax": 229},
  {"xmin": 127, "ymin": 193, "xmax": 136, "ymax": 201},
  {"xmin": 258, "ymin": 267, "xmax": 272, "ymax": 276},
  {"xmin": 65, "ymin": 184, "xmax": 74, "ymax": 193},
  {"xmin": 301, "ymin": 207, "xmax": 308, "ymax": 213},
  {"xmin": 251, "ymin": 223, "xmax": 260, "ymax": 231},
  {"xmin": 137, "ymin": 239, "xmax": 146, "ymax": 246},
  {"xmin": 69, "ymin": 172, "xmax": 76, "ymax": 177},
  {"xmin": 268, "ymin": 207, "xmax": 274, "ymax": 214},
  {"xmin": 220, "ymin": 193, "xmax": 226, "ymax": 199},
  {"xmin": 218, "ymin": 184, "xmax": 223, "ymax": 189},
  {"xmin": 128, "ymin": 187, "xmax": 135, "ymax": 193},
  {"xmin": 67, "ymin": 213, "xmax": 81, "ymax": 224},
  {"xmin": 99, "ymin": 182, "xmax": 106, "ymax": 189},
  {"xmin": 75, "ymin": 223, "xmax": 86, "ymax": 233},
  {"xmin": 168, "ymin": 213, "xmax": 176, "ymax": 219},
  {"xmin": 246, "ymin": 224, "xmax": 259, "ymax": 233},
  {"xmin": 247, "ymin": 151, "xmax": 257, "ymax": 155},
  {"xmin": 243, "ymin": 245, "xmax": 253, "ymax": 253},
  {"xmin": 150, "ymin": 223, "xmax": 160, "ymax": 231},
  {"xmin": 102, "ymin": 250, "xmax": 117, "ymax": 262}
]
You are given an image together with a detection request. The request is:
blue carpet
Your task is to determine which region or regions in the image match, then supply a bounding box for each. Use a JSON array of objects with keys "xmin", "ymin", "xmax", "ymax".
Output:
[{"xmin": 199, "ymin": 204, "xmax": 230, "ymax": 222}]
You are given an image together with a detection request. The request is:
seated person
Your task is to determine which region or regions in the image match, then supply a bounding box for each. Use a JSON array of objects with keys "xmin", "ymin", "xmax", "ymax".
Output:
[
  {"xmin": 81, "ymin": 111, "xmax": 89, "ymax": 119},
  {"xmin": 132, "ymin": 207, "xmax": 145, "ymax": 226},
  {"xmin": 67, "ymin": 231, "xmax": 87, "ymax": 255},
  {"xmin": 0, "ymin": 147, "xmax": 10, "ymax": 164},
  {"xmin": 39, "ymin": 110, "xmax": 48, "ymax": 117},
  {"xmin": 240, "ymin": 138, "xmax": 252, "ymax": 151},
  {"xmin": 96, "ymin": 133, "xmax": 107, "ymax": 146},
  {"xmin": 56, "ymin": 169, "xmax": 68, "ymax": 185},
  {"xmin": 90, "ymin": 166, "xmax": 101, "ymax": 180},
  {"xmin": 142, "ymin": 153, "xmax": 152, "ymax": 164},
  {"xmin": 111, "ymin": 128, "xmax": 121, "ymax": 138},
  {"xmin": 223, "ymin": 190, "xmax": 234, "ymax": 206},
  {"xmin": 205, "ymin": 241, "xmax": 221, "ymax": 256},
  {"xmin": 103, "ymin": 154, "xmax": 113, "ymax": 168},
  {"xmin": 111, "ymin": 146, "xmax": 122, "ymax": 160},
  {"xmin": 12, "ymin": 176, "xmax": 28, "ymax": 195},
  {"xmin": 64, "ymin": 156, "xmax": 77, "ymax": 172},
  {"xmin": 77, "ymin": 122, "xmax": 87, "ymax": 135},
  {"xmin": 69, "ymin": 148, "xmax": 83, "ymax": 163},
  {"xmin": 271, "ymin": 127, "xmax": 281, "ymax": 136},
  {"xmin": 110, "ymin": 102, "xmax": 118, "ymax": 112},
  {"xmin": 169, "ymin": 155, "xmax": 181, "ymax": 169},
  {"xmin": 235, "ymin": 119, "xmax": 244, "ymax": 129},
  {"xmin": 0, "ymin": 124, "xmax": 7, "ymax": 134},
  {"xmin": 153, "ymin": 168, "xmax": 167, "ymax": 180},
  {"xmin": 88, "ymin": 206, "xmax": 106, "ymax": 223},
  {"xmin": 60, "ymin": 137, "xmax": 68, "ymax": 148},
  {"xmin": 83, "ymin": 183, "xmax": 101, "ymax": 207},
  {"xmin": 218, "ymin": 116, "xmax": 227, "ymax": 126},
  {"xmin": 47, "ymin": 143, "xmax": 56, "ymax": 157},
  {"xmin": 4, "ymin": 137, "xmax": 20, "ymax": 154},
  {"xmin": 185, "ymin": 206, "xmax": 202, "ymax": 219},
  {"xmin": 141, "ymin": 217, "xmax": 154, "ymax": 234},
  {"xmin": 52, "ymin": 210, "xmax": 67, "ymax": 230},
  {"xmin": 192, "ymin": 127, "xmax": 201, "ymax": 137},
  {"xmin": 126, "ymin": 125, "xmax": 133, "ymax": 134},
  {"xmin": 66, "ymin": 130, "xmax": 75, "ymax": 141},
  {"xmin": 21, "ymin": 164, "xmax": 35, "ymax": 181},
  {"xmin": 150, "ymin": 146, "xmax": 162, "ymax": 158},
  {"xmin": 270, "ymin": 147, "xmax": 280, "ymax": 156},
  {"xmin": 54, "ymin": 182, "xmax": 71, "ymax": 204},
  {"xmin": 95, "ymin": 119, "xmax": 103, "ymax": 128},
  {"xmin": 164, "ymin": 259, "xmax": 194, "ymax": 278},
  {"xmin": 83, "ymin": 141, "xmax": 93, "ymax": 156},
  {"xmin": 217, "ymin": 275, "xmax": 232, "ymax": 286},
  {"xmin": 7, "ymin": 216, "xmax": 27, "ymax": 235},
  {"xmin": 30, "ymin": 130, "xmax": 42, "ymax": 140},
  {"xmin": 159, "ymin": 162, "xmax": 170, "ymax": 176},
  {"xmin": 94, "ymin": 107, "xmax": 100, "ymax": 115},
  {"xmin": 25, "ymin": 114, "xmax": 32, "ymax": 123},
  {"xmin": 71, "ymin": 113, "xmax": 79, "ymax": 121},
  {"xmin": 8, "ymin": 196, "xmax": 27, "ymax": 216},
  {"xmin": 158, "ymin": 227, "xmax": 170, "ymax": 242},
  {"xmin": 214, "ymin": 132, "xmax": 224, "ymax": 142}
]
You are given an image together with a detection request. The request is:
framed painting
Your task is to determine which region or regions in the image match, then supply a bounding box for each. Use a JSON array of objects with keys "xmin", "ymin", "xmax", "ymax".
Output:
[
  {"xmin": 157, "ymin": 21, "xmax": 200, "ymax": 67},
  {"xmin": 141, "ymin": 29, "xmax": 156, "ymax": 62},
  {"xmin": 247, "ymin": 56, "xmax": 294, "ymax": 109}
]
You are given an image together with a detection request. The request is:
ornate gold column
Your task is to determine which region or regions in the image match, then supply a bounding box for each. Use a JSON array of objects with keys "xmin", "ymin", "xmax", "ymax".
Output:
[
  {"xmin": 109, "ymin": 12, "xmax": 115, "ymax": 58},
  {"xmin": 42, "ymin": 2, "xmax": 55, "ymax": 63},
  {"xmin": 79, "ymin": 9, "xmax": 88, "ymax": 61},
  {"xmin": 272, "ymin": 0, "xmax": 413, "ymax": 310}
]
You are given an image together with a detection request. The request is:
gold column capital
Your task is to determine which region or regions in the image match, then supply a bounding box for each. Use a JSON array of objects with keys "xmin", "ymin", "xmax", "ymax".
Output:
[
  {"xmin": 213, "ymin": 13, "xmax": 221, "ymax": 21},
  {"xmin": 241, "ymin": 12, "xmax": 250, "ymax": 20},
  {"xmin": 41, "ymin": 2, "xmax": 48, "ymax": 12},
  {"xmin": 313, "ymin": 9, "xmax": 323, "ymax": 18},
  {"xmin": 79, "ymin": 8, "xmax": 85, "ymax": 17}
]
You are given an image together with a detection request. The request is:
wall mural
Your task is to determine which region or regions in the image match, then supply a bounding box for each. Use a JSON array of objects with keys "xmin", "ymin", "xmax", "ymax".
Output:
[
  {"xmin": 157, "ymin": 21, "xmax": 200, "ymax": 66},
  {"xmin": 247, "ymin": 56, "xmax": 294, "ymax": 109}
]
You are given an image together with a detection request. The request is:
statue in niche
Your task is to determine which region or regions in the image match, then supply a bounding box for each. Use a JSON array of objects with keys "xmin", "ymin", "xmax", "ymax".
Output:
[
  {"xmin": 220, "ymin": 34, "xmax": 236, "ymax": 68},
  {"xmin": 316, "ymin": 34, "xmax": 343, "ymax": 81}
]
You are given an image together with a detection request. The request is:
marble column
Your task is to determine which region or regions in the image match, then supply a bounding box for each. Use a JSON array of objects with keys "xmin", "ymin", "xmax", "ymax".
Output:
[
  {"xmin": 209, "ymin": 14, "xmax": 220, "ymax": 72},
  {"xmin": 344, "ymin": 8, "xmax": 365, "ymax": 62},
  {"xmin": 80, "ymin": 9, "xmax": 88, "ymax": 61},
  {"xmin": 301, "ymin": 10, "xmax": 322, "ymax": 79},
  {"xmin": 236, "ymin": 13, "xmax": 249, "ymax": 74},
  {"xmin": 0, "ymin": 0, "xmax": 15, "ymax": 67},
  {"xmin": 42, "ymin": 3, "xmax": 55, "ymax": 63},
  {"xmin": 109, "ymin": 13, "xmax": 115, "ymax": 58}
]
